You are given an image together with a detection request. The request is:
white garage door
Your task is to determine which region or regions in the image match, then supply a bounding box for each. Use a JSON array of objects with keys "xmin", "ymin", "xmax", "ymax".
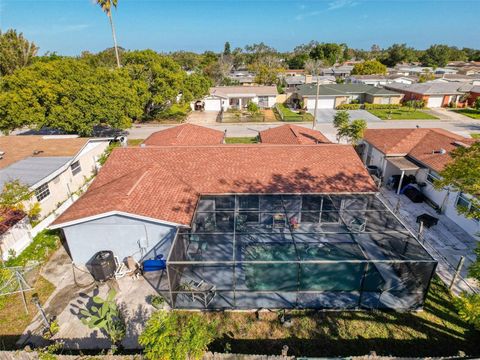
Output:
[
  {"xmin": 306, "ymin": 97, "xmax": 336, "ymax": 109},
  {"xmin": 204, "ymin": 99, "xmax": 222, "ymax": 111},
  {"xmin": 427, "ymin": 96, "xmax": 444, "ymax": 108}
]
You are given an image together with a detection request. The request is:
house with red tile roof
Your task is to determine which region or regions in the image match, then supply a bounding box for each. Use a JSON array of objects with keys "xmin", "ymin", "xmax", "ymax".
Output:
[
  {"xmin": 49, "ymin": 144, "xmax": 438, "ymax": 311},
  {"xmin": 361, "ymin": 128, "xmax": 479, "ymax": 237},
  {"xmin": 143, "ymin": 124, "xmax": 225, "ymax": 146},
  {"xmin": 259, "ymin": 124, "xmax": 331, "ymax": 145}
]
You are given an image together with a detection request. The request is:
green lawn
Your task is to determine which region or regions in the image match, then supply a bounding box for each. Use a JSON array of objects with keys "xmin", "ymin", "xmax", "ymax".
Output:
[
  {"xmin": 202, "ymin": 277, "xmax": 478, "ymax": 357},
  {"xmin": 471, "ymin": 133, "xmax": 480, "ymax": 139},
  {"xmin": 127, "ymin": 138, "xmax": 144, "ymax": 146},
  {"xmin": 368, "ymin": 107, "xmax": 438, "ymax": 120},
  {"xmin": 453, "ymin": 108, "xmax": 480, "ymax": 119},
  {"xmin": 274, "ymin": 104, "xmax": 314, "ymax": 122},
  {"xmin": 225, "ymin": 137, "xmax": 258, "ymax": 144}
]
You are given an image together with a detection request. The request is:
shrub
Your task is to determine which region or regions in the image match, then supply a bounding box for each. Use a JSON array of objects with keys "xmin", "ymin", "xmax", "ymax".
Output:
[
  {"xmin": 246, "ymin": 101, "xmax": 260, "ymax": 115},
  {"xmin": 139, "ymin": 311, "xmax": 217, "ymax": 360},
  {"xmin": 98, "ymin": 141, "xmax": 121, "ymax": 166},
  {"xmin": 5, "ymin": 230, "xmax": 60, "ymax": 267},
  {"xmin": 474, "ymin": 97, "xmax": 480, "ymax": 111},
  {"xmin": 364, "ymin": 103, "xmax": 401, "ymax": 110},
  {"xmin": 403, "ymin": 99, "xmax": 425, "ymax": 109},
  {"xmin": 454, "ymin": 292, "xmax": 480, "ymax": 330},
  {"xmin": 336, "ymin": 103, "xmax": 361, "ymax": 110}
]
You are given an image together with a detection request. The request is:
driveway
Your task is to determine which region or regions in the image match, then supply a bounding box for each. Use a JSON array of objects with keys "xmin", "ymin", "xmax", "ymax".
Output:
[{"xmin": 308, "ymin": 109, "xmax": 382, "ymax": 123}]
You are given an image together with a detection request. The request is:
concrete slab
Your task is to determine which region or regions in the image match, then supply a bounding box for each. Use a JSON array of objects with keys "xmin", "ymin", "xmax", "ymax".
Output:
[
  {"xmin": 379, "ymin": 188, "xmax": 479, "ymax": 295},
  {"xmin": 308, "ymin": 109, "xmax": 382, "ymax": 123}
]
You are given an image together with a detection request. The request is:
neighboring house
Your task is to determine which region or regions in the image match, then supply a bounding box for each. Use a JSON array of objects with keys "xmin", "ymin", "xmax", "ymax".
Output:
[
  {"xmin": 392, "ymin": 66, "xmax": 457, "ymax": 76},
  {"xmin": 227, "ymin": 70, "xmax": 256, "ymax": 85},
  {"xmin": 360, "ymin": 128, "xmax": 479, "ymax": 237},
  {"xmin": 51, "ymin": 144, "xmax": 436, "ymax": 311},
  {"xmin": 0, "ymin": 136, "xmax": 111, "ymax": 219},
  {"xmin": 293, "ymin": 84, "xmax": 403, "ymax": 110},
  {"xmin": 283, "ymin": 69, "xmax": 305, "ymax": 76},
  {"xmin": 259, "ymin": 124, "xmax": 331, "ymax": 144},
  {"xmin": 284, "ymin": 75, "xmax": 336, "ymax": 91},
  {"xmin": 191, "ymin": 86, "xmax": 279, "ymax": 112},
  {"xmin": 321, "ymin": 65, "xmax": 354, "ymax": 78},
  {"xmin": 384, "ymin": 82, "xmax": 473, "ymax": 108},
  {"xmin": 432, "ymin": 74, "xmax": 480, "ymax": 85},
  {"xmin": 347, "ymin": 75, "xmax": 389, "ymax": 87},
  {"xmin": 387, "ymin": 74, "xmax": 419, "ymax": 85},
  {"xmin": 467, "ymin": 86, "xmax": 480, "ymax": 106},
  {"xmin": 143, "ymin": 124, "xmax": 225, "ymax": 146}
]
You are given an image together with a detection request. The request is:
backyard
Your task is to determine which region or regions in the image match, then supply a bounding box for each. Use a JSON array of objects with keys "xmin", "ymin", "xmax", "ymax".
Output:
[
  {"xmin": 453, "ymin": 108, "xmax": 480, "ymax": 119},
  {"xmin": 367, "ymin": 107, "xmax": 438, "ymax": 120}
]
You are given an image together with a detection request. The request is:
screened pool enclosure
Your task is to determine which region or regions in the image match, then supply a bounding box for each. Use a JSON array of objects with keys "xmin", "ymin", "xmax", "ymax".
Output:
[{"xmin": 160, "ymin": 194, "xmax": 436, "ymax": 310}]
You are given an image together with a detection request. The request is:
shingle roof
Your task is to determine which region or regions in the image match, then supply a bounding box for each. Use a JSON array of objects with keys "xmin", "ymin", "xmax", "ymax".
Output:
[
  {"xmin": 259, "ymin": 125, "xmax": 330, "ymax": 145},
  {"xmin": 0, "ymin": 136, "xmax": 89, "ymax": 170},
  {"xmin": 363, "ymin": 128, "xmax": 477, "ymax": 172},
  {"xmin": 52, "ymin": 145, "xmax": 377, "ymax": 227},
  {"xmin": 296, "ymin": 84, "xmax": 401, "ymax": 97},
  {"xmin": 385, "ymin": 82, "xmax": 471, "ymax": 95},
  {"xmin": 143, "ymin": 124, "xmax": 225, "ymax": 146}
]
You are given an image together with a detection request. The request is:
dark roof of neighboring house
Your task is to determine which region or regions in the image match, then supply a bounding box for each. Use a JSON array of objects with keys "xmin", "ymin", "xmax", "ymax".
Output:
[
  {"xmin": 363, "ymin": 128, "xmax": 477, "ymax": 172},
  {"xmin": 0, "ymin": 209, "xmax": 26, "ymax": 236},
  {"xmin": 385, "ymin": 82, "xmax": 472, "ymax": 95},
  {"xmin": 259, "ymin": 125, "xmax": 330, "ymax": 145},
  {"xmin": 296, "ymin": 84, "xmax": 402, "ymax": 97},
  {"xmin": 143, "ymin": 124, "xmax": 225, "ymax": 146},
  {"xmin": 52, "ymin": 145, "xmax": 377, "ymax": 227}
]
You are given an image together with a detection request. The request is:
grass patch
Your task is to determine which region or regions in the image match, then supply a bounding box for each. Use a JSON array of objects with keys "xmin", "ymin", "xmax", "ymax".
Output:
[
  {"xmin": 274, "ymin": 104, "xmax": 313, "ymax": 122},
  {"xmin": 368, "ymin": 107, "xmax": 438, "ymax": 120},
  {"xmin": 471, "ymin": 133, "xmax": 480, "ymax": 139},
  {"xmin": 195, "ymin": 277, "xmax": 477, "ymax": 357},
  {"xmin": 225, "ymin": 137, "xmax": 258, "ymax": 144},
  {"xmin": 127, "ymin": 138, "xmax": 144, "ymax": 146},
  {"xmin": 453, "ymin": 108, "xmax": 480, "ymax": 119},
  {"xmin": 0, "ymin": 275, "xmax": 55, "ymax": 349}
]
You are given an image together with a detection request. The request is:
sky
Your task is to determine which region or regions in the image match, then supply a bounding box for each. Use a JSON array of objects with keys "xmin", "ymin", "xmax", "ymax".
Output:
[{"xmin": 1, "ymin": 0, "xmax": 479, "ymax": 56}]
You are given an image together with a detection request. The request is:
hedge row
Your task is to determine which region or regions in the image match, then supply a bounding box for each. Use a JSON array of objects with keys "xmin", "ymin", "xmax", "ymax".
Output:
[{"xmin": 336, "ymin": 103, "xmax": 401, "ymax": 110}]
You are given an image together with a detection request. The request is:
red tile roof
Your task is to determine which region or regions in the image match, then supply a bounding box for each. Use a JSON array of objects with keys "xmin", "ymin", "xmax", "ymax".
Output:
[
  {"xmin": 259, "ymin": 125, "xmax": 331, "ymax": 145},
  {"xmin": 53, "ymin": 145, "xmax": 377, "ymax": 227},
  {"xmin": 363, "ymin": 128, "xmax": 477, "ymax": 172},
  {"xmin": 143, "ymin": 124, "xmax": 225, "ymax": 146}
]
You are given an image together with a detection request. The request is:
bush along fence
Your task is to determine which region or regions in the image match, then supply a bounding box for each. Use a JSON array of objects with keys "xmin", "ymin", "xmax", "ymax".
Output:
[
  {"xmin": 336, "ymin": 103, "xmax": 402, "ymax": 110},
  {"xmin": 273, "ymin": 104, "xmax": 313, "ymax": 122}
]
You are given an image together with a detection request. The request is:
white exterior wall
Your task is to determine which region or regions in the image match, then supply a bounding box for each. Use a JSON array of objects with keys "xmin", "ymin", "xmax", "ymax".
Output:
[
  {"xmin": 204, "ymin": 98, "xmax": 222, "ymax": 111},
  {"xmin": 29, "ymin": 140, "xmax": 110, "ymax": 219}
]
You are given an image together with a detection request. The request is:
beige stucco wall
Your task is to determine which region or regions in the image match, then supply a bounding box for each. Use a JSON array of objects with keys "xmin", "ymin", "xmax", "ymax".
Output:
[
  {"xmin": 27, "ymin": 141, "xmax": 110, "ymax": 219},
  {"xmin": 366, "ymin": 95, "xmax": 403, "ymax": 104},
  {"xmin": 334, "ymin": 96, "xmax": 348, "ymax": 107}
]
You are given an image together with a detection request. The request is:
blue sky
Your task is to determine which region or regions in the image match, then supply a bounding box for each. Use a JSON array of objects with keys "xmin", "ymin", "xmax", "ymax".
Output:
[{"xmin": 1, "ymin": 0, "xmax": 479, "ymax": 55}]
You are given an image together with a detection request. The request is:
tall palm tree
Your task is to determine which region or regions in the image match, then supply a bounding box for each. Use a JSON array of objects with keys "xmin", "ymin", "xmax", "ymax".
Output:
[{"xmin": 96, "ymin": 0, "xmax": 121, "ymax": 68}]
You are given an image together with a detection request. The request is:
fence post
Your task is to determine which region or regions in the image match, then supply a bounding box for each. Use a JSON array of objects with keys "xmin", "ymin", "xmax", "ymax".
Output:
[{"xmin": 449, "ymin": 256, "xmax": 465, "ymax": 290}]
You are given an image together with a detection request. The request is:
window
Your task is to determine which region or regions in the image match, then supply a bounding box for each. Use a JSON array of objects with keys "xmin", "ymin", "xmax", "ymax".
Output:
[
  {"xmin": 238, "ymin": 196, "xmax": 259, "ymax": 210},
  {"xmin": 425, "ymin": 171, "xmax": 441, "ymax": 185},
  {"xmin": 35, "ymin": 183, "xmax": 50, "ymax": 202},
  {"xmin": 456, "ymin": 193, "xmax": 479, "ymax": 221},
  {"xmin": 258, "ymin": 96, "xmax": 268, "ymax": 107},
  {"xmin": 70, "ymin": 160, "xmax": 81, "ymax": 176},
  {"xmin": 215, "ymin": 196, "xmax": 235, "ymax": 210}
]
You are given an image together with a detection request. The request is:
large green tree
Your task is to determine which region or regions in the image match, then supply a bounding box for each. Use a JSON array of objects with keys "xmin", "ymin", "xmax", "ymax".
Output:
[
  {"xmin": 0, "ymin": 59, "xmax": 146, "ymax": 135},
  {"xmin": 0, "ymin": 29, "xmax": 38, "ymax": 76},
  {"xmin": 351, "ymin": 60, "xmax": 387, "ymax": 75},
  {"xmin": 309, "ymin": 43, "xmax": 345, "ymax": 66},
  {"xmin": 421, "ymin": 45, "xmax": 467, "ymax": 68},
  {"xmin": 382, "ymin": 43, "xmax": 418, "ymax": 67}
]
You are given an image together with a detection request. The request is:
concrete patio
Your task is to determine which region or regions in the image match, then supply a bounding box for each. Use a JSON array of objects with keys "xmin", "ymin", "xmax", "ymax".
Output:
[
  {"xmin": 379, "ymin": 188, "xmax": 479, "ymax": 295},
  {"xmin": 18, "ymin": 247, "xmax": 161, "ymax": 350}
]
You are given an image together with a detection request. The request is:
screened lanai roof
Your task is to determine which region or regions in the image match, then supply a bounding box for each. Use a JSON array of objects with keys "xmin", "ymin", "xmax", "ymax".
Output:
[{"xmin": 168, "ymin": 194, "xmax": 434, "ymax": 265}]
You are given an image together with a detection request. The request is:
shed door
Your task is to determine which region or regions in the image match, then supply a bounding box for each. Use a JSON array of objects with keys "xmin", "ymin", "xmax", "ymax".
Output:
[{"xmin": 427, "ymin": 96, "xmax": 444, "ymax": 108}]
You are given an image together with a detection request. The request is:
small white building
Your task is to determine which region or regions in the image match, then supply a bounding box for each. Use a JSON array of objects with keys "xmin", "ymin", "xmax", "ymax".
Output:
[
  {"xmin": 191, "ymin": 86, "xmax": 279, "ymax": 112},
  {"xmin": 361, "ymin": 128, "xmax": 479, "ymax": 238},
  {"xmin": 0, "ymin": 135, "xmax": 112, "ymax": 258}
]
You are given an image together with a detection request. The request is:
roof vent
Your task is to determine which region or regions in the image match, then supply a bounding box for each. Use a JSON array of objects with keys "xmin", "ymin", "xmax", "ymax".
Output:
[
  {"xmin": 33, "ymin": 150, "xmax": 44, "ymax": 156},
  {"xmin": 0, "ymin": 151, "xmax": 4, "ymax": 156},
  {"xmin": 432, "ymin": 148, "xmax": 447, "ymax": 155}
]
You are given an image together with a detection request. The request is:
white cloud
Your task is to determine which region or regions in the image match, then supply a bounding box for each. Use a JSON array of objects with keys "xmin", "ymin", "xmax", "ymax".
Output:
[{"xmin": 327, "ymin": 0, "xmax": 358, "ymax": 11}]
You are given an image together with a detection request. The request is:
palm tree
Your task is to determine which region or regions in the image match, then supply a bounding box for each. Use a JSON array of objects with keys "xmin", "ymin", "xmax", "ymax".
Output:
[{"xmin": 96, "ymin": 0, "xmax": 121, "ymax": 68}]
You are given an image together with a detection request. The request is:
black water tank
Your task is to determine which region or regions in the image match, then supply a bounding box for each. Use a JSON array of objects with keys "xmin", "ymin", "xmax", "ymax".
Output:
[{"xmin": 89, "ymin": 251, "xmax": 116, "ymax": 281}]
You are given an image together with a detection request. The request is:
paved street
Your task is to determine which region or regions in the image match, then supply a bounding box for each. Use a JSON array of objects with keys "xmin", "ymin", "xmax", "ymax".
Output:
[
  {"xmin": 126, "ymin": 116, "xmax": 480, "ymax": 142},
  {"xmin": 308, "ymin": 109, "xmax": 382, "ymax": 123}
]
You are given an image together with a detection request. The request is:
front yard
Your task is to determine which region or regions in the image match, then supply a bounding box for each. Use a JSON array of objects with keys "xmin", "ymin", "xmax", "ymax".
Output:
[
  {"xmin": 274, "ymin": 104, "xmax": 314, "ymax": 122},
  {"xmin": 367, "ymin": 107, "xmax": 439, "ymax": 120},
  {"xmin": 453, "ymin": 108, "xmax": 480, "ymax": 119}
]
